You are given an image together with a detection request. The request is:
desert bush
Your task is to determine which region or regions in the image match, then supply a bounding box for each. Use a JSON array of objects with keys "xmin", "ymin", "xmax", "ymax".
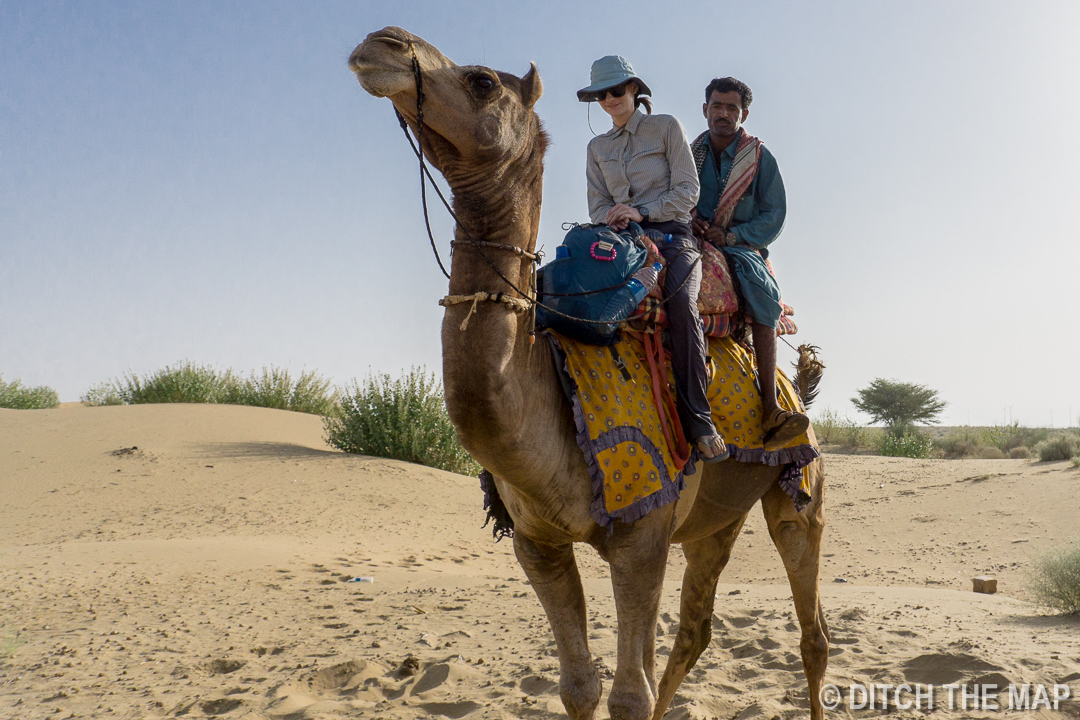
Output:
[
  {"xmin": 936, "ymin": 424, "xmax": 1049, "ymax": 459},
  {"xmin": 935, "ymin": 427, "xmax": 980, "ymax": 459},
  {"xmin": 1072, "ymin": 456, "xmax": 1080, "ymax": 469},
  {"xmin": 812, "ymin": 407, "xmax": 869, "ymax": 447},
  {"xmin": 109, "ymin": 362, "xmax": 237, "ymax": 404},
  {"xmin": 1009, "ymin": 446, "xmax": 1030, "ymax": 459},
  {"xmin": 1026, "ymin": 541, "xmax": 1080, "ymax": 615},
  {"xmin": 226, "ymin": 367, "xmax": 337, "ymax": 416},
  {"xmin": 1035, "ymin": 434, "xmax": 1080, "ymax": 462},
  {"xmin": 81, "ymin": 382, "xmax": 125, "ymax": 406},
  {"xmin": 0, "ymin": 375, "xmax": 60, "ymax": 409},
  {"xmin": 878, "ymin": 431, "xmax": 934, "ymax": 459},
  {"xmin": 83, "ymin": 363, "xmax": 336, "ymax": 416},
  {"xmin": 326, "ymin": 366, "xmax": 479, "ymax": 476},
  {"xmin": 984, "ymin": 422, "xmax": 1048, "ymax": 453}
]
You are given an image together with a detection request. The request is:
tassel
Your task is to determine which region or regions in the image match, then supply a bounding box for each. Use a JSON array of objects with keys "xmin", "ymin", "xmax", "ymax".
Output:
[{"xmin": 791, "ymin": 344, "xmax": 825, "ymax": 410}]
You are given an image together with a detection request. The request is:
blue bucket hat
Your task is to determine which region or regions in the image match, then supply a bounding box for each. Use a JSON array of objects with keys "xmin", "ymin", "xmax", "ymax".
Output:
[{"xmin": 576, "ymin": 55, "xmax": 652, "ymax": 102}]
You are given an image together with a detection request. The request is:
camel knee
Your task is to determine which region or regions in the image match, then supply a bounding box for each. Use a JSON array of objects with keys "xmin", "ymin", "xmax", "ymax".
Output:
[
  {"xmin": 772, "ymin": 519, "xmax": 811, "ymax": 570},
  {"xmin": 671, "ymin": 612, "xmax": 712, "ymax": 671},
  {"xmin": 800, "ymin": 629, "xmax": 829, "ymax": 677}
]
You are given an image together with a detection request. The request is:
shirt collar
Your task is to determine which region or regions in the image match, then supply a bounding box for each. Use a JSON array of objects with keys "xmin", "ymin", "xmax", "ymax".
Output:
[
  {"xmin": 722, "ymin": 128, "xmax": 746, "ymax": 158},
  {"xmin": 605, "ymin": 108, "xmax": 645, "ymax": 137}
]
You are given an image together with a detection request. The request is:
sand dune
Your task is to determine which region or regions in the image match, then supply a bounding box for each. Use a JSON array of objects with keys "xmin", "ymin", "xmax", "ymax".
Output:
[{"xmin": 1, "ymin": 404, "xmax": 1078, "ymax": 719}]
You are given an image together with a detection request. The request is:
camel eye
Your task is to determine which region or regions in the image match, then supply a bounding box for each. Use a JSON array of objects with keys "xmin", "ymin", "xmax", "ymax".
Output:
[{"xmin": 471, "ymin": 75, "xmax": 494, "ymax": 91}]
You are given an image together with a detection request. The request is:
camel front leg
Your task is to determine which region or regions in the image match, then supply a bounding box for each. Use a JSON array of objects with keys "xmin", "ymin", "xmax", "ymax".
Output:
[
  {"xmin": 605, "ymin": 505, "xmax": 674, "ymax": 720},
  {"xmin": 514, "ymin": 533, "xmax": 601, "ymax": 720},
  {"xmin": 761, "ymin": 467, "xmax": 828, "ymax": 720},
  {"xmin": 651, "ymin": 514, "xmax": 748, "ymax": 720}
]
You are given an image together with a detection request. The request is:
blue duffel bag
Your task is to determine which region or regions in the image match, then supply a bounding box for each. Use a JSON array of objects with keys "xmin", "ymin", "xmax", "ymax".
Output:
[{"xmin": 535, "ymin": 222, "xmax": 648, "ymax": 345}]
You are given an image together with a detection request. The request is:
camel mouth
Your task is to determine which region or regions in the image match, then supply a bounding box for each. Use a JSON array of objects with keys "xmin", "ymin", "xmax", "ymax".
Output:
[{"xmin": 365, "ymin": 30, "xmax": 410, "ymax": 49}]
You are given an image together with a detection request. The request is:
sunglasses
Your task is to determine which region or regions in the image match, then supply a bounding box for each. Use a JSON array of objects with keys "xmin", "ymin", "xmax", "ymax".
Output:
[{"xmin": 592, "ymin": 83, "xmax": 629, "ymax": 102}]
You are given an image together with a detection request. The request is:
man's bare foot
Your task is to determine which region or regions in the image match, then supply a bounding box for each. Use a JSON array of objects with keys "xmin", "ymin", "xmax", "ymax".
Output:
[
  {"xmin": 694, "ymin": 433, "xmax": 730, "ymax": 463},
  {"xmin": 762, "ymin": 408, "xmax": 810, "ymax": 451}
]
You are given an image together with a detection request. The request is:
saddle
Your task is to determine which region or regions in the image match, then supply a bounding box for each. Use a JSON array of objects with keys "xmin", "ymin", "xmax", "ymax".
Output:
[{"xmin": 627, "ymin": 232, "xmax": 797, "ymax": 338}]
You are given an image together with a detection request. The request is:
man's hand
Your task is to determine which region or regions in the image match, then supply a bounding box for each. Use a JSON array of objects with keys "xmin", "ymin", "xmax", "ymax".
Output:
[
  {"xmin": 691, "ymin": 216, "xmax": 711, "ymax": 239},
  {"xmin": 702, "ymin": 225, "xmax": 727, "ymax": 245},
  {"xmin": 604, "ymin": 203, "xmax": 643, "ymax": 231}
]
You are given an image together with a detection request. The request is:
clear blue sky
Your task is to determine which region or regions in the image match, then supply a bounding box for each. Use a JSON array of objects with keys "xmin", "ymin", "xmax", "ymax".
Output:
[{"xmin": 2, "ymin": 1, "xmax": 1078, "ymax": 427}]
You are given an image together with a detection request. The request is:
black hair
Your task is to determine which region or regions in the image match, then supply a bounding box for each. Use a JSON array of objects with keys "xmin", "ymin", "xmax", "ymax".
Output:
[{"xmin": 704, "ymin": 77, "xmax": 752, "ymax": 110}]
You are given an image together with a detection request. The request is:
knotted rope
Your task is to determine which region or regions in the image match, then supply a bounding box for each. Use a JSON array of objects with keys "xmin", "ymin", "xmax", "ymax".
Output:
[{"xmin": 440, "ymin": 292, "xmax": 531, "ymax": 330}]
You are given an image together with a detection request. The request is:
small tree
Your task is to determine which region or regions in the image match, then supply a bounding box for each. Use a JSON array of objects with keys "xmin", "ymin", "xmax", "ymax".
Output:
[{"xmin": 851, "ymin": 378, "xmax": 946, "ymax": 436}]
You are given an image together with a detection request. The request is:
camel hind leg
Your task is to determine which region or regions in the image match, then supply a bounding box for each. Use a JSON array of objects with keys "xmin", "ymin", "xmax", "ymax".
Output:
[
  {"xmin": 514, "ymin": 534, "xmax": 601, "ymax": 720},
  {"xmin": 651, "ymin": 514, "xmax": 749, "ymax": 720},
  {"xmin": 760, "ymin": 460, "xmax": 829, "ymax": 720}
]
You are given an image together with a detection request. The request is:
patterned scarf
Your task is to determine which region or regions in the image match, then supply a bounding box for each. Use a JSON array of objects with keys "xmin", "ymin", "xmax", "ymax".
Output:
[{"xmin": 691, "ymin": 129, "xmax": 762, "ymax": 231}]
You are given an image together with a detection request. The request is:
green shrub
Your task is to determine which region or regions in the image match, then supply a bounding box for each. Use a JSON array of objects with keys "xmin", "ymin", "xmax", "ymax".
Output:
[
  {"xmin": 812, "ymin": 407, "xmax": 869, "ymax": 447},
  {"xmin": 878, "ymin": 431, "xmax": 934, "ymax": 459},
  {"xmin": 1035, "ymin": 434, "xmax": 1080, "ymax": 462},
  {"xmin": 325, "ymin": 367, "xmax": 479, "ymax": 476},
  {"xmin": 1026, "ymin": 541, "xmax": 1080, "ymax": 615},
  {"xmin": 226, "ymin": 367, "xmax": 337, "ymax": 416},
  {"xmin": 0, "ymin": 375, "xmax": 60, "ymax": 409},
  {"xmin": 936, "ymin": 424, "xmax": 1049, "ymax": 459},
  {"xmin": 110, "ymin": 361, "xmax": 237, "ymax": 404},
  {"xmin": 81, "ymin": 382, "xmax": 125, "ymax": 406},
  {"xmin": 83, "ymin": 363, "xmax": 337, "ymax": 416},
  {"xmin": 1009, "ymin": 446, "xmax": 1030, "ymax": 459},
  {"xmin": 1072, "ymin": 456, "xmax": 1080, "ymax": 469}
]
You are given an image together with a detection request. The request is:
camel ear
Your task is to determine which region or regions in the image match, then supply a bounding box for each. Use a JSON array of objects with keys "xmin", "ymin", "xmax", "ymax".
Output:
[{"xmin": 520, "ymin": 62, "xmax": 542, "ymax": 108}]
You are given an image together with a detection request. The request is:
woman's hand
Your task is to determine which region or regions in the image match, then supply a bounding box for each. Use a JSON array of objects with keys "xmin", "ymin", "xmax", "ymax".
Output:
[{"xmin": 604, "ymin": 203, "xmax": 643, "ymax": 231}]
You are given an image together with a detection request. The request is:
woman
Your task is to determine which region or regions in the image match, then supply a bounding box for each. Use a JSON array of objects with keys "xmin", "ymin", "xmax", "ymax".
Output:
[{"xmin": 579, "ymin": 55, "xmax": 727, "ymax": 462}]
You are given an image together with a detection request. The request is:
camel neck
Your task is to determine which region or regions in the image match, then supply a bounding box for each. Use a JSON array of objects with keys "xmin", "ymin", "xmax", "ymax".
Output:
[{"xmin": 439, "ymin": 136, "xmax": 548, "ymax": 469}]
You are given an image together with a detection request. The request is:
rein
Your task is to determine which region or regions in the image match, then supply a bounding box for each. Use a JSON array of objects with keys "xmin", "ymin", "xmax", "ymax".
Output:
[{"xmin": 393, "ymin": 42, "xmax": 701, "ymax": 337}]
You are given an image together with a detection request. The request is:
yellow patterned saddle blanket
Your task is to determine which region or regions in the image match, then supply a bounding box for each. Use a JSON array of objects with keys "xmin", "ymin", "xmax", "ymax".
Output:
[{"xmin": 547, "ymin": 331, "xmax": 818, "ymax": 530}]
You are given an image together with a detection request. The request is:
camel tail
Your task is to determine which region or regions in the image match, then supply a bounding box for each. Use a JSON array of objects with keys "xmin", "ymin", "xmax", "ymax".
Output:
[
  {"xmin": 791, "ymin": 344, "xmax": 825, "ymax": 410},
  {"xmin": 479, "ymin": 470, "xmax": 515, "ymax": 541}
]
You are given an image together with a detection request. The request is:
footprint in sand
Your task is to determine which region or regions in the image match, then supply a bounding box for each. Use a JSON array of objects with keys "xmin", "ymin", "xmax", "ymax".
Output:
[
  {"xmin": 901, "ymin": 651, "xmax": 1004, "ymax": 685},
  {"xmin": 200, "ymin": 698, "xmax": 243, "ymax": 715},
  {"xmin": 204, "ymin": 658, "xmax": 245, "ymax": 675}
]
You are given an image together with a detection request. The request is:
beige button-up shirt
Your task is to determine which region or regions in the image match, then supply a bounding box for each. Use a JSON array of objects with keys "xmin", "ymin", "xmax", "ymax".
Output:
[{"xmin": 586, "ymin": 109, "xmax": 700, "ymax": 225}]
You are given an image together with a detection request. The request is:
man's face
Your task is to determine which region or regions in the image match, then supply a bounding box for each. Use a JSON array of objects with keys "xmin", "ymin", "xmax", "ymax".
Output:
[{"xmin": 703, "ymin": 90, "xmax": 748, "ymax": 138}]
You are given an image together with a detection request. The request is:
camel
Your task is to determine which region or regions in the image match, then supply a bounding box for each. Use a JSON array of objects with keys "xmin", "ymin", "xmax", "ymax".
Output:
[{"xmin": 349, "ymin": 27, "xmax": 829, "ymax": 720}]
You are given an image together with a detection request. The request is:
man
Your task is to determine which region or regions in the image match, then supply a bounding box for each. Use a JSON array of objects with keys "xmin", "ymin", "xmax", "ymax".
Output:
[{"xmin": 690, "ymin": 77, "xmax": 808, "ymax": 449}]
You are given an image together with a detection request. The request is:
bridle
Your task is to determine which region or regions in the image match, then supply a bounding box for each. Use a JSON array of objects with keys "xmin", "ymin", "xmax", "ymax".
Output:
[{"xmin": 392, "ymin": 42, "xmax": 700, "ymax": 340}]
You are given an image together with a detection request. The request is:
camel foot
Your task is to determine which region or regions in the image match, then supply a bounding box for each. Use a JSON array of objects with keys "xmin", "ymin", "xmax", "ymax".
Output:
[{"xmin": 559, "ymin": 662, "xmax": 601, "ymax": 720}]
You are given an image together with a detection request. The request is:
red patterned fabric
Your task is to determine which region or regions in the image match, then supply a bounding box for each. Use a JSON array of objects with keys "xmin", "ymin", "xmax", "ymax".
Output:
[{"xmin": 627, "ymin": 234, "xmax": 797, "ymax": 337}]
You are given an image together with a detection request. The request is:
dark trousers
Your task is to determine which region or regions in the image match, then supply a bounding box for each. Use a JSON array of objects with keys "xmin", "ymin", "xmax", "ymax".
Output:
[{"xmin": 641, "ymin": 220, "xmax": 716, "ymax": 441}]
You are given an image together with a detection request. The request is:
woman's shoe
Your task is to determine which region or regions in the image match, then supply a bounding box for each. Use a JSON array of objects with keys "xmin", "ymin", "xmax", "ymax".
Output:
[
  {"xmin": 694, "ymin": 433, "xmax": 730, "ymax": 463},
  {"xmin": 762, "ymin": 408, "xmax": 810, "ymax": 450}
]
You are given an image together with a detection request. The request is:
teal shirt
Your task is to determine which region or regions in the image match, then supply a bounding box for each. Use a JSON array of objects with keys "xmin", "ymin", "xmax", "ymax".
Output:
[{"xmin": 696, "ymin": 137, "xmax": 787, "ymax": 257}]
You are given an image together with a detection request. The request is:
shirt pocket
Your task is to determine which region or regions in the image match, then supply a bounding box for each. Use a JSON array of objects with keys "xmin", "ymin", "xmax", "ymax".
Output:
[
  {"xmin": 597, "ymin": 159, "xmax": 631, "ymax": 202},
  {"xmin": 732, "ymin": 193, "xmax": 755, "ymax": 223}
]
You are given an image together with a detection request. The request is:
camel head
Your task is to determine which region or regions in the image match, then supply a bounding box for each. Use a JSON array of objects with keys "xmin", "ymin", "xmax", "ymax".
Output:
[{"xmin": 349, "ymin": 27, "xmax": 544, "ymax": 179}]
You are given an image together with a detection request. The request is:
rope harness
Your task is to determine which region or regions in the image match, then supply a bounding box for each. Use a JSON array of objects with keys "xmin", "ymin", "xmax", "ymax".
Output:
[{"xmin": 394, "ymin": 42, "xmax": 701, "ymax": 340}]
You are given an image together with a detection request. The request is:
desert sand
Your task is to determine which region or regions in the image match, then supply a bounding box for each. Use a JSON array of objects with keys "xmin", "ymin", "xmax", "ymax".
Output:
[{"xmin": 1, "ymin": 404, "xmax": 1078, "ymax": 719}]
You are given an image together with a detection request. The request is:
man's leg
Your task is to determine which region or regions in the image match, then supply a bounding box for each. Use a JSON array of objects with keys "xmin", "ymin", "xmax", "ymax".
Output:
[
  {"xmin": 725, "ymin": 246, "xmax": 808, "ymax": 450},
  {"xmin": 753, "ymin": 320, "xmax": 780, "ymax": 417}
]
